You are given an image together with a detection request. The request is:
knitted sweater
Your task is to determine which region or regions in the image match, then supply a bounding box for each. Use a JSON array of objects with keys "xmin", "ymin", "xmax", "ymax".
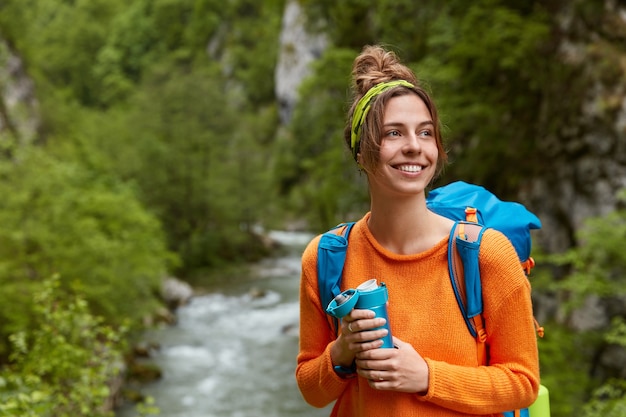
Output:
[{"xmin": 296, "ymin": 213, "xmax": 540, "ymax": 417}]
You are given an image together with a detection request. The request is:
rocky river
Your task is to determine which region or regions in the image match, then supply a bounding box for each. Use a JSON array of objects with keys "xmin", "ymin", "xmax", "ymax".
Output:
[{"xmin": 116, "ymin": 230, "xmax": 333, "ymax": 417}]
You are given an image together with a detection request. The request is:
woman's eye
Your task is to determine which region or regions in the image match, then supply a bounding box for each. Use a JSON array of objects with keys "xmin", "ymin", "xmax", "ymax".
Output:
[
  {"xmin": 387, "ymin": 130, "xmax": 400, "ymax": 137},
  {"xmin": 419, "ymin": 130, "xmax": 433, "ymax": 137}
]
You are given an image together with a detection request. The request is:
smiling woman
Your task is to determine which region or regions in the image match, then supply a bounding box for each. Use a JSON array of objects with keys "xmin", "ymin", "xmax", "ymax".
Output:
[{"xmin": 296, "ymin": 45, "xmax": 540, "ymax": 417}]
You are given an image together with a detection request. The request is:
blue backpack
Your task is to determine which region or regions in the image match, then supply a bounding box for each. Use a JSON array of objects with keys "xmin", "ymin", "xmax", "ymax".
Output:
[{"xmin": 317, "ymin": 181, "xmax": 544, "ymax": 417}]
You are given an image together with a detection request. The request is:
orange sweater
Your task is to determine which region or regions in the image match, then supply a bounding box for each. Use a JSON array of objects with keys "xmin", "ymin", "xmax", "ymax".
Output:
[{"xmin": 296, "ymin": 213, "xmax": 540, "ymax": 417}]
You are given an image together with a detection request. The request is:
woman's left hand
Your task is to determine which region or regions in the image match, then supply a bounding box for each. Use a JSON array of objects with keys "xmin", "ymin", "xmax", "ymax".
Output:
[{"xmin": 354, "ymin": 337, "xmax": 429, "ymax": 393}]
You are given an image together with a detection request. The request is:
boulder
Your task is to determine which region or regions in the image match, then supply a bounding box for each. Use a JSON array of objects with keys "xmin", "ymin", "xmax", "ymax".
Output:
[{"xmin": 161, "ymin": 277, "xmax": 194, "ymax": 309}]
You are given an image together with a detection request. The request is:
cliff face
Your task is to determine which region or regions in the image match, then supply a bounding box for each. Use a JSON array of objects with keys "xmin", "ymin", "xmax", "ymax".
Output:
[
  {"xmin": 524, "ymin": 1, "xmax": 626, "ymax": 373},
  {"xmin": 523, "ymin": 0, "xmax": 626, "ymax": 255},
  {"xmin": 274, "ymin": 0, "xmax": 328, "ymax": 125},
  {"xmin": 0, "ymin": 39, "xmax": 39, "ymax": 147}
]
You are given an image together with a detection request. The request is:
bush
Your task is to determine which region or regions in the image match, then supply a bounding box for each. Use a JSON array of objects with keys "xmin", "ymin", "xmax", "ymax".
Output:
[
  {"xmin": 0, "ymin": 276, "xmax": 126, "ymax": 417},
  {"xmin": 540, "ymin": 189, "xmax": 626, "ymax": 416},
  {"xmin": 0, "ymin": 147, "xmax": 175, "ymax": 356}
]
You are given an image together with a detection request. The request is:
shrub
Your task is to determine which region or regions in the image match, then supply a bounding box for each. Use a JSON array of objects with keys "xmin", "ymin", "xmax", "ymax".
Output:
[{"xmin": 0, "ymin": 276, "xmax": 126, "ymax": 417}]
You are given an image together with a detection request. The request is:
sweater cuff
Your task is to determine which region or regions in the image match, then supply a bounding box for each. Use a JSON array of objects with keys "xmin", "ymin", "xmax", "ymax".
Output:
[
  {"xmin": 416, "ymin": 357, "xmax": 435, "ymax": 401},
  {"xmin": 320, "ymin": 341, "xmax": 353, "ymax": 391}
]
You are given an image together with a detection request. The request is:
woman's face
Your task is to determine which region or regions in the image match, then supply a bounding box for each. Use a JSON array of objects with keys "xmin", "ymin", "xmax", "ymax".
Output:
[{"xmin": 364, "ymin": 93, "xmax": 439, "ymax": 199}]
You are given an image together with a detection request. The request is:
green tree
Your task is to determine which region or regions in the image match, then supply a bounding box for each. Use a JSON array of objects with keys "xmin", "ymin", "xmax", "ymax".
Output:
[
  {"xmin": 222, "ymin": 0, "xmax": 285, "ymax": 104},
  {"xmin": 418, "ymin": 0, "xmax": 554, "ymax": 194},
  {"xmin": 581, "ymin": 318, "xmax": 626, "ymax": 417},
  {"xmin": 1, "ymin": 0, "xmax": 285, "ymax": 274},
  {"xmin": 93, "ymin": 0, "xmax": 227, "ymax": 105},
  {"xmin": 0, "ymin": 0, "xmax": 127, "ymax": 107},
  {"xmin": 99, "ymin": 60, "xmax": 276, "ymax": 272},
  {"xmin": 0, "ymin": 147, "xmax": 174, "ymax": 356}
]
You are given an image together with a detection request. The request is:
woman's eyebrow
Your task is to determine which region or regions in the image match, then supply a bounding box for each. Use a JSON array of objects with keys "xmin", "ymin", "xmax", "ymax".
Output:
[{"xmin": 383, "ymin": 120, "xmax": 434, "ymax": 128}]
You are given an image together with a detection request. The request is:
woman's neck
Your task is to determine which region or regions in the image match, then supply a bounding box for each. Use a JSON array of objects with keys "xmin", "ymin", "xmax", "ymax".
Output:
[{"xmin": 367, "ymin": 194, "xmax": 452, "ymax": 255}]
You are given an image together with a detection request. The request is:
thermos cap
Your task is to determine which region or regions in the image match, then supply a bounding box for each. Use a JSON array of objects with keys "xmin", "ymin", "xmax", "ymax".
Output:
[
  {"xmin": 326, "ymin": 280, "xmax": 388, "ymax": 318},
  {"xmin": 326, "ymin": 289, "xmax": 358, "ymax": 318}
]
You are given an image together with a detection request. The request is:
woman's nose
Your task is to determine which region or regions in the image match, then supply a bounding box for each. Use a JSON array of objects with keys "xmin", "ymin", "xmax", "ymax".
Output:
[{"xmin": 402, "ymin": 133, "xmax": 422, "ymax": 153}]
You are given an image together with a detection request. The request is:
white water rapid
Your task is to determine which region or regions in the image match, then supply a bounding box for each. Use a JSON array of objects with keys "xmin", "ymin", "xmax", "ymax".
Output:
[{"xmin": 116, "ymin": 230, "xmax": 333, "ymax": 417}]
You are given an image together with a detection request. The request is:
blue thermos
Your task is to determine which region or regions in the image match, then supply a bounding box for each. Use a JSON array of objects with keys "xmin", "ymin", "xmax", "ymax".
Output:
[{"xmin": 326, "ymin": 279, "xmax": 393, "ymax": 348}]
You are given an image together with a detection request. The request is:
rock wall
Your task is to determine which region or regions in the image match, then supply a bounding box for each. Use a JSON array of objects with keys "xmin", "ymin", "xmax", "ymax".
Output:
[
  {"xmin": 523, "ymin": 0, "xmax": 626, "ymax": 255},
  {"xmin": 522, "ymin": 1, "xmax": 626, "ymax": 376},
  {"xmin": 274, "ymin": 0, "xmax": 328, "ymax": 125},
  {"xmin": 0, "ymin": 38, "xmax": 39, "ymax": 146}
]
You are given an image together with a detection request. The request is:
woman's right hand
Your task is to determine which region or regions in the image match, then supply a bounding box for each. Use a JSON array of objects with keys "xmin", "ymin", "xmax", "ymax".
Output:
[{"xmin": 330, "ymin": 309, "xmax": 389, "ymax": 368}]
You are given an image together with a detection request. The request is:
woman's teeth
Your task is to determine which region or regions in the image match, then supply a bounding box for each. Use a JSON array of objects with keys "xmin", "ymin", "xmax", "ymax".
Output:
[{"xmin": 398, "ymin": 165, "xmax": 423, "ymax": 172}]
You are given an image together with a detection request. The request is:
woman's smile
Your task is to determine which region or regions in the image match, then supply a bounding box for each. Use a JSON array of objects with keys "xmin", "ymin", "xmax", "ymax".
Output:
[{"xmin": 395, "ymin": 164, "xmax": 424, "ymax": 173}]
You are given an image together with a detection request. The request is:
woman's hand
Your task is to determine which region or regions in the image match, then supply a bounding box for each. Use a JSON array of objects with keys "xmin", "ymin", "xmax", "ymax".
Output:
[
  {"xmin": 330, "ymin": 309, "xmax": 389, "ymax": 368},
  {"xmin": 355, "ymin": 337, "xmax": 429, "ymax": 394}
]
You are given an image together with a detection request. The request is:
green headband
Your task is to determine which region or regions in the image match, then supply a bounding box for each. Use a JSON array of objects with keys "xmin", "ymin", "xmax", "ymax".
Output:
[{"xmin": 350, "ymin": 79, "xmax": 414, "ymax": 159}]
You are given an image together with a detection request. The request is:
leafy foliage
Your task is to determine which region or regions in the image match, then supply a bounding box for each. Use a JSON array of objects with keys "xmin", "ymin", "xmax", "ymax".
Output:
[
  {"xmin": 221, "ymin": 0, "xmax": 285, "ymax": 104},
  {"xmin": 549, "ymin": 190, "xmax": 626, "ymax": 311},
  {"xmin": 536, "ymin": 323, "xmax": 599, "ymax": 417},
  {"xmin": 418, "ymin": 1, "xmax": 553, "ymax": 192},
  {"xmin": 1, "ymin": 0, "xmax": 285, "ymax": 273},
  {"xmin": 0, "ymin": 147, "xmax": 173, "ymax": 355},
  {"xmin": 93, "ymin": 0, "xmax": 229, "ymax": 105},
  {"xmin": 0, "ymin": 276, "xmax": 127, "ymax": 417},
  {"xmin": 0, "ymin": 0, "xmax": 127, "ymax": 107},
  {"xmin": 580, "ymin": 316, "xmax": 626, "ymax": 417},
  {"xmin": 538, "ymin": 189, "xmax": 626, "ymax": 416},
  {"xmin": 582, "ymin": 379, "xmax": 626, "ymax": 417},
  {"xmin": 93, "ymin": 59, "xmax": 277, "ymax": 271}
]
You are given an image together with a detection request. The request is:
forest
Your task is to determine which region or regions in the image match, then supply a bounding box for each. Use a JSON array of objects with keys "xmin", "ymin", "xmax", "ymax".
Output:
[{"xmin": 0, "ymin": 0, "xmax": 625, "ymax": 416}]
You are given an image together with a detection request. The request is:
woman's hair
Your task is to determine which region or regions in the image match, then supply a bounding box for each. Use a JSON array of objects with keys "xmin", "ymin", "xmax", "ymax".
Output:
[{"xmin": 344, "ymin": 45, "xmax": 447, "ymax": 177}]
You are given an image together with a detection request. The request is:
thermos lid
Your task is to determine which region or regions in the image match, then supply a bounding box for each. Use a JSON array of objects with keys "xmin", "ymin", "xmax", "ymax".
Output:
[
  {"xmin": 326, "ymin": 279, "xmax": 388, "ymax": 318},
  {"xmin": 326, "ymin": 289, "xmax": 358, "ymax": 318}
]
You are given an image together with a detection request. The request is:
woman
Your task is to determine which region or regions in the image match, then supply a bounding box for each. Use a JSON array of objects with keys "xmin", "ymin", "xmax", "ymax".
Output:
[{"xmin": 296, "ymin": 45, "xmax": 540, "ymax": 416}]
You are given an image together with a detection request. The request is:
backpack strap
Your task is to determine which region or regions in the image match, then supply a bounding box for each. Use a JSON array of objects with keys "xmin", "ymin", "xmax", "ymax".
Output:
[
  {"xmin": 448, "ymin": 220, "xmax": 489, "ymax": 365},
  {"xmin": 463, "ymin": 208, "xmax": 544, "ymax": 337},
  {"xmin": 317, "ymin": 222, "xmax": 356, "ymax": 334},
  {"xmin": 450, "ymin": 209, "xmax": 544, "ymax": 367},
  {"xmin": 451, "ymin": 218, "xmax": 539, "ymax": 416}
]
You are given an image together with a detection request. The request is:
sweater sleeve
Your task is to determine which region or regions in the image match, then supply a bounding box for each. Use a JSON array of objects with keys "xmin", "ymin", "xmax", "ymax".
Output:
[
  {"xmin": 419, "ymin": 229, "xmax": 540, "ymax": 414},
  {"xmin": 295, "ymin": 235, "xmax": 352, "ymax": 407}
]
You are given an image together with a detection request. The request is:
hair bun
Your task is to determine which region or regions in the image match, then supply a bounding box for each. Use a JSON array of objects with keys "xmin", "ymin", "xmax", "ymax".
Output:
[{"xmin": 352, "ymin": 45, "xmax": 418, "ymax": 95}]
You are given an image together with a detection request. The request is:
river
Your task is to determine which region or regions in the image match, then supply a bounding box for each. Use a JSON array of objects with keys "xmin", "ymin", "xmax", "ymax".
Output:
[{"xmin": 116, "ymin": 230, "xmax": 333, "ymax": 417}]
